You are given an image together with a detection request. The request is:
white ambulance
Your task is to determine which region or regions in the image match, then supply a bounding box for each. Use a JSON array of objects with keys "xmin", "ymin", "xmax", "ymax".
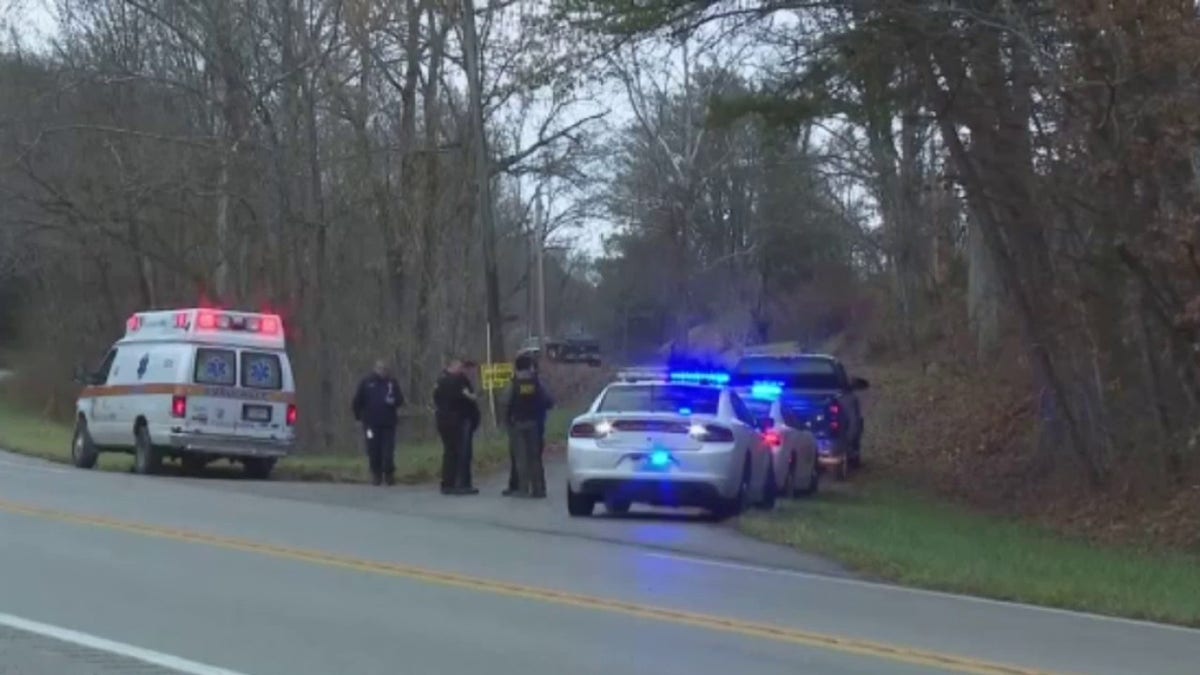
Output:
[{"xmin": 72, "ymin": 308, "xmax": 297, "ymax": 479}]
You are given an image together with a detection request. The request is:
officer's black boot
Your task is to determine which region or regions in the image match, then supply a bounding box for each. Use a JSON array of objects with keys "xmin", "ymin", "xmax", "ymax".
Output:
[{"xmin": 370, "ymin": 473, "xmax": 382, "ymax": 486}]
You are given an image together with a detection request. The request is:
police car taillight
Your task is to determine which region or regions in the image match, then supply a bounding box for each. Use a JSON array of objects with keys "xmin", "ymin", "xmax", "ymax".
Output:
[
  {"xmin": 763, "ymin": 430, "xmax": 782, "ymax": 449},
  {"xmin": 171, "ymin": 395, "xmax": 187, "ymax": 418},
  {"xmin": 286, "ymin": 403, "xmax": 297, "ymax": 426}
]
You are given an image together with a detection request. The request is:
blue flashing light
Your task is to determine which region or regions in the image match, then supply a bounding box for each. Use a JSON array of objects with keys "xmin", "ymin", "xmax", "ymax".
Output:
[
  {"xmin": 668, "ymin": 370, "xmax": 730, "ymax": 385},
  {"xmin": 750, "ymin": 380, "xmax": 784, "ymax": 401},
  {"xmin": 649, "ymin": 450, "xmax": 672, "ymax": 467},
  {"xmin": 678, "ymin": 407, "xmax": 693, "ymax": 416}
]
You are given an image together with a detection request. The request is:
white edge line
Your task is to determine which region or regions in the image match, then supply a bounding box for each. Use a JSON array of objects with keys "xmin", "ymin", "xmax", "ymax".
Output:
[
  {"xmin": 642, "ymin": 551, "xmax": 1200, "ymax": 635},
  {"xmin": 0, "ymin": 612, "xmax": 251, "ymax": 675}
]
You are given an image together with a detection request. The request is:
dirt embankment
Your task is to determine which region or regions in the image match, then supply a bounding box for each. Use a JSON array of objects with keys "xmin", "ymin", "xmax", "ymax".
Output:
[{"xmin": 854, "ymin": 352, "xmax": 1200, "ymax": 552}]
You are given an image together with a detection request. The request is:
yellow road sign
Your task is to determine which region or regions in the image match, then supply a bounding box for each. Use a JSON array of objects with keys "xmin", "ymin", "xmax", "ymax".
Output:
[{"xmin": 481, "ymin": 363, "xmax": 513, "ymax": 390}]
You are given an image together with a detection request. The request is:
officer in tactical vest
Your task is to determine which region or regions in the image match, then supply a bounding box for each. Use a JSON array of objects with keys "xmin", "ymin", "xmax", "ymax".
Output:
[{"xmin": 504, "ymin": 353, "xmax": 553, "ymax": 498}]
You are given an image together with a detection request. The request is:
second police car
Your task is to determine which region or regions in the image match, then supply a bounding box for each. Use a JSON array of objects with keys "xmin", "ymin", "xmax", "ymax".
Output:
[
  {"xmin": 72, "ymin": 308, "xmax": 297, "ymax": 479},
  {"xmin": 565, "ymin": 368, "xmax": 781, "ymax": 519}
]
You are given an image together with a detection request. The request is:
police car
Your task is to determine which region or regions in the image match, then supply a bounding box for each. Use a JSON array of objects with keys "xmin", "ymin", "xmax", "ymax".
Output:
[
  {"xmin": 565, "ymin": 368, "xmax": 778, "ymax": 519},
  {"xmin": 734, "ymin": 380, "xmax": 821, "ymax": 498},
  {"xmin": 72, "ymin": 308, "xmax": 297, "ymax": 479}
]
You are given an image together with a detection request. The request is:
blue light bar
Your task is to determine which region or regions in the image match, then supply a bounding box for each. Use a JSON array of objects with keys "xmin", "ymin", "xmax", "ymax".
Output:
[
  {"xmin": 649, "ymin": 450, "xmax": 671, "ymax": 467},
  {"xmin": 750, "ymin": 380, "xmax": 784, "ymax": 401},
  {"xmin": 668, "ymin": 371, "xmax": 730, "ymax": 385},
  {"xmin": 678, "ymin": 407, "xmax": 693, "ymax": 416}
]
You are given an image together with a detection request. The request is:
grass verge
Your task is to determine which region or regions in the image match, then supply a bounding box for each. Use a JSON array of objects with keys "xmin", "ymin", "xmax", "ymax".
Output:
[
  {"xmin": 739, "ymin": 478, "xmax": 1200, "ymax": 627},
  {"xmin": 0, "ymin": 396, "xmax": 574, "ymax": 484}
]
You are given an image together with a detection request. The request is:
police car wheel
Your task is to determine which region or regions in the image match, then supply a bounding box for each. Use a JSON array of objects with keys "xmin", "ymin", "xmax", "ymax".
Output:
[
  {"xmin": 566, "ymin": 483, "xmax": 596, "ymax": 517},
  {"xmin": 757, "ymin": 462, "xmax": 777, "ymax": 510},
  {"xmin": 133, "ymin": 425, "xmax": 161, "ymax": 475},
  {"xmin": 796, "ymin": 454, "xmax": 820, "ymax": 498},
  {"xmin": 71, "ymin": 419, "xmax": 98, "ymax": 470},
  {"xmin": 604, "ymin": 497, "xmax": 632, "ymax": 515},
  {"xmin": 713, "ymin": 460, "xmax": 751, "ymax": 520}
]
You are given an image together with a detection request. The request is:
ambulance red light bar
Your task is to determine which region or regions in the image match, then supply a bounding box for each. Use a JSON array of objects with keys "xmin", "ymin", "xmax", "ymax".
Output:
[
  {"xmin": 127, "ymin": 315, "xmax": 143, "ymax": 332},
  {"xmin": 194, "ymin": 310, "xmax": 283, "ymax": 336}
]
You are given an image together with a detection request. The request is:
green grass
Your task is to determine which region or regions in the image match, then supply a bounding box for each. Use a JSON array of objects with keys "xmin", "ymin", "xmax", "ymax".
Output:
[
  {"xmin": 0, "ymin": 396, "xmax": 574, "ymax": 484},
  {"xmin": 739, "ymin": 480, "xmax": 1200, "ymax": 627}
]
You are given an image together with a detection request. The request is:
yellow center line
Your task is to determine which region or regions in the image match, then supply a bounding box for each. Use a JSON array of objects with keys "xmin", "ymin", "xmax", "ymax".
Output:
[{"xmin": 0, "ymin": 498, "xmax": 1065, "ymax": 675}]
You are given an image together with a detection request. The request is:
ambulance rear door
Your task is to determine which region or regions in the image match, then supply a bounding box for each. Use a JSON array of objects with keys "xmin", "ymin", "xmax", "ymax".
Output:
[{"xmin": 185, "ymin": 345, "xmax": 292, "ymax": 441}]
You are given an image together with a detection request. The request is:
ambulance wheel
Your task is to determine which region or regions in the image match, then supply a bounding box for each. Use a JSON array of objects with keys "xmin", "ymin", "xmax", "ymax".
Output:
[
  {"xmin": 133, "ymin": 425, "xmax": 161, "ymax": 475},
  {"xmin": 71, "ymin": 418, "xmax": 98, "ymax": 469},
  {"xmin": 567, "ymin": 483, "xmax": 595, "ymax": 517},
  {"xmin": 243, "ymin": 457, "xmax": 276, "ymax": 480}
]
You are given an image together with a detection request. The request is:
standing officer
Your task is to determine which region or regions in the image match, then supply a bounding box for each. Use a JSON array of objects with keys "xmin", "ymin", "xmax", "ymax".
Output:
[
  {"xmin": 351, "ymin": 358, "xmax": 405, "ymax": 486},
  {"xmin": 504, "ymin": 353, "xmax": 553, "ymax": 498},
  {"xmin": 434, "ymin": 358, "xmax": 480, "ymax": 495}
]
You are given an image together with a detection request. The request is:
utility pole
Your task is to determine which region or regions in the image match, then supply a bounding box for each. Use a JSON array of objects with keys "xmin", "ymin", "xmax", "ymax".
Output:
[
  {"xmin": 534, "ymin": 193, "xmax": 547, "ymax": 351},
  {"xmin": 459, "ymin": 0, "xmax": 505, "ymax": 363}
]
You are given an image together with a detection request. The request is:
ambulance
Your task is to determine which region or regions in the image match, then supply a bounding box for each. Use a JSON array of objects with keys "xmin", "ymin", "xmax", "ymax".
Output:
[{"xmin": 72, "ymin": 308, "xmax": 297, "ymax": 479}]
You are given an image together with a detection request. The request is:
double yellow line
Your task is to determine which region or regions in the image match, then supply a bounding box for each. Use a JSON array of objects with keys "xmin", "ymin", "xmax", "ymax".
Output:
[{"xmin": 0, "ymin": 498, "xmax": 1062, "ymax": 675}]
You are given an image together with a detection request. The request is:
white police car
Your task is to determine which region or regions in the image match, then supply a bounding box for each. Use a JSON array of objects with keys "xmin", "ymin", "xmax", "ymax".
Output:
[
  {"xmin": 735, "ymin": 380, "xmax": 821, "ymax": 498},
  {"xmin": 72, "ymin": 308, "xmax": 297, "ymax": 479},
  {"xmin": 565, "ymin": 369, "xmax": 778, "ymax": 518}
]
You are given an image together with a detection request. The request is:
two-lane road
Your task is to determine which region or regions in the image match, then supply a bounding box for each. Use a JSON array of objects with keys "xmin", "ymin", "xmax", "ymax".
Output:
[{"xmin": 0, "ymin": 449, "xmax": 1196, "ymax": 674}]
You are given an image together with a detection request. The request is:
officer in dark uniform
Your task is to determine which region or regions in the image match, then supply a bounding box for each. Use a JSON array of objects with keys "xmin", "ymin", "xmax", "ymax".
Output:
[
  {"xmin": 351, "ymin": 359, "xmax": 405, "ymax": 486},
  {"xmin": 504, "ymin": 353, "xmax": 553, "ymax": 498},
  {"xmin": 434, "ymin": 358, "xmax": 480, "ymax": 495}
]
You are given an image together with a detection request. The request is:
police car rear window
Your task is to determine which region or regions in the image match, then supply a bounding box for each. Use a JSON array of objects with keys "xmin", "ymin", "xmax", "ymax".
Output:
[
  {"xmin": 241, "ymin": 351, "xmax": 282, "ymax": 390},
  {"xmin": 597, "ymin": 385, "xmax": 720, "ymax": 415},
  {"xmin": 194, "ymin": 348, "xmax": 236, "ymax": 386}
]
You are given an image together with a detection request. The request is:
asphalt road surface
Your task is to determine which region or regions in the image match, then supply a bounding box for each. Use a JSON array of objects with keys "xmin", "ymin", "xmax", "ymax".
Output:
[{"xmin": 1, "ymin": 449, "xmax": 1197, "ymax": 675}]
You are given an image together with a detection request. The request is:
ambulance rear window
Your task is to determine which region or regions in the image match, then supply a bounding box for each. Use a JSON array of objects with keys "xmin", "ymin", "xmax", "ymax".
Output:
[
  {"xmin": 194, "ymin": 348, "xmax": 236, "ymax": 386},
  {"xmin": 241, "ymin": 351, "xmax": 282, "ymax": 390}
]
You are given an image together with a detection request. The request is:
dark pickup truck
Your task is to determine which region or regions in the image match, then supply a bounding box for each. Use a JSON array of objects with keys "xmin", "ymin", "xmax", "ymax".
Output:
[{"xmin": 731, "ymin": 353, "xmax": 869, "ymax": 478}]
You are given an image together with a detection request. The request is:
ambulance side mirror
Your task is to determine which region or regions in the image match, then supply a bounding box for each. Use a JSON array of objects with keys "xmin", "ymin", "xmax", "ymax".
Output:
[{"xmin": 73, "ymin": 364, "xmax": 95, "ymax": 385}]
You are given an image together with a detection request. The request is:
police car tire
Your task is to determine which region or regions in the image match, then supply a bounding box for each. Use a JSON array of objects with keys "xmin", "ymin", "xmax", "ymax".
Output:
[
  {"xmin": 566, "ymin": 484, "xmax": 595, "ymax": 517},
  {"xmin": 133, "ymin": 425, "xmax": 161, "ymax": 475},
  {"xmin": 757, "ymin": 463, "xmax": 777, "ymax": 510},
  {"xmin": 71, "ymin": 419, "xmax": 99, "ymax": 469},
  {"xmin": 604, "ymin": 498, "xmax": 632, "ymax": 515},
  {"xmin": 714, "ymin": 460, "xmax": 751, "ymax": 520}
]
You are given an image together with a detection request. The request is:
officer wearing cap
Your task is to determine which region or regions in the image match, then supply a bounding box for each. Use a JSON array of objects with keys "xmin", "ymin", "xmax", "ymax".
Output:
[
  {"xmin": 504, "ymin": 353, "xmax": 554, "ymax": 498},
  {"xmin": 351, "ymin": 358, "xmax": 405, "ymax": 486}
]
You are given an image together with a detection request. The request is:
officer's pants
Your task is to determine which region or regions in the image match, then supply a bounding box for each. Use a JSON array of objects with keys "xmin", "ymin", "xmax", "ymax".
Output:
[
  {"xmin": 438, "ymin": 418, "xmax": 474, "ymax": 490},
  {"xmin": 510, "ymin": 420, "xmax": 543, "ymax": 495},
  {"xmin": 364, "ymin": 425, "xmax": 396, "ymax": 478},
  {"xmin": 508, "ymin": 419, "xmax": 545, "ymax": 492}
]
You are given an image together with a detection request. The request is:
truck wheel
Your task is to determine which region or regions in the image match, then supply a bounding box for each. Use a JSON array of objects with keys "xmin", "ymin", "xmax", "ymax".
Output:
[
  {"xmin": 796, "ymin": 454, "xmax": 820, "ymax": 497},
  {"xmin": 71, "ymin": 419, "xmax": 99, "ymax": 469},
  {"xmin": 243, "ymin": 457, "xmax": 276, "ymax": 480},
  {"xmin": 133, "ymin": 425, "xmax": 161, "ymax": 475},
  {"xmin": 567, "ymin": 483, "xmax": 596, "ymax": 517}
]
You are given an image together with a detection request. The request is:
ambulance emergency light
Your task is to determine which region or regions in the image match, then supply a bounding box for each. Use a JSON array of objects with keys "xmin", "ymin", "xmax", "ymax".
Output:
[{"xmin": 126, "ymin": 309, "xmax": 283, "ymax": 338}]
